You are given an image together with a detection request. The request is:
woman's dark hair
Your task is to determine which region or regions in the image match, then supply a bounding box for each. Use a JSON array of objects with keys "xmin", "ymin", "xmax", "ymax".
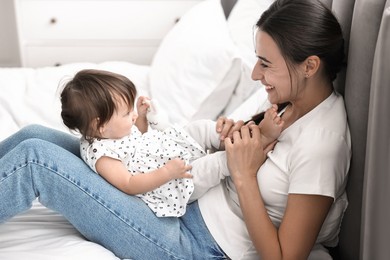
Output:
[
  {"xmin": 60, "ymin": 69, "xmax": 137, "ymax": 141},
  {"xmin": 258, "ymin": 0, "xmax": 345, "ymax": 82},
  {"xmin": 249, "ymin": 0, "xmax": 345, "ymax": 124}
]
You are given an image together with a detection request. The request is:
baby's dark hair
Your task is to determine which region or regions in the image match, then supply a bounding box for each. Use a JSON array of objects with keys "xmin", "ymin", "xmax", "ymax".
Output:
[{"xmin": 60, "ymin": 69, "xmax": 137, "ymax": 141}]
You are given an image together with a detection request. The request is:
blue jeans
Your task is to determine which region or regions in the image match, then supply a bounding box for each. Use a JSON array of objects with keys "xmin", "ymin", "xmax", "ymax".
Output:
[{"xmin": 0, "ymin": 125, "xmax": 227, "ymax": 260}]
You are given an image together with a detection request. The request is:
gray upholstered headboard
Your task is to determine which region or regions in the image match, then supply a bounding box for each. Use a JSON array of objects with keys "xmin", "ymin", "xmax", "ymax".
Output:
[
  {"xmin": 333, "ymin": 1, "xmax": 390, "ymax": 260},
  {"xmin": 221, "ymin": 0, "xmax": 237, "ymax": 18},
  {"xmin": 323, "ymin": 1, "xmax": 390, "ymax": 260}
]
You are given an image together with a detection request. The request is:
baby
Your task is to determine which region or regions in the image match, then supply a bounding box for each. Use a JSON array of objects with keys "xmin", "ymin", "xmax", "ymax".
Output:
[{"xmin": 60, "ymin": 69, "xmax": 283, "ymax": 217}]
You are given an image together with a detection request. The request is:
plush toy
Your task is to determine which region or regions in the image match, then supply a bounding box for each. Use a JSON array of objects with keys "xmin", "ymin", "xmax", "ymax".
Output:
[{"xmin": 145, "ymin": 99, "xmax": 171, "ymax": 131}]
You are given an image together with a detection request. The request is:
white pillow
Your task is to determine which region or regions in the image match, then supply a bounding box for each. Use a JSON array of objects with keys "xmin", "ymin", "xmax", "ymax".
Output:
[
  {"xmin": 228, "ymin": 87, "xmax": 270, "ymax": 122},
  {"xmin": 222, "ymin": 0, "xmax": 274, "ymax": 116},
  {"xmin": 149, "ymin": 0, "xmax": 241, "ymax": 125},
  {"xmin": 227, "ymin": 0, "xmax": 274, "ymax": 67}
]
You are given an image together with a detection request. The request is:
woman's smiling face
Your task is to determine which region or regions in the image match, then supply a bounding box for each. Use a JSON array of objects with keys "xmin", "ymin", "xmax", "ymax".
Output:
[{"xmin": 251, "ymin": 30, "xmax": 297, "ymax": 105}]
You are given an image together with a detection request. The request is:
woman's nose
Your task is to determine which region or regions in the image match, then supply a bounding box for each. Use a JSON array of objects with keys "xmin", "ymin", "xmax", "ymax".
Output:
[{"xmin": 251, "ymin": 60, "xmax": 264, "ymax": 81}]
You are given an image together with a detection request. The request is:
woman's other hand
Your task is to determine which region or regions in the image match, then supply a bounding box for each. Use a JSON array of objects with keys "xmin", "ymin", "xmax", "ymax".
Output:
[{"xmin": 224, "ymin": 124, "xmax": 274, "ymax": 185}]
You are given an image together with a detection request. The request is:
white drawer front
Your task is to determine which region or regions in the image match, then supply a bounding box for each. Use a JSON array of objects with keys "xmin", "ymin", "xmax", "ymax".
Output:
[
  {"xmin": 23, "ymin": 45, "xmax": 158, "ymax": 67},
  {"xmin": 16, "ymin": 0, "xmax": 200, "ymax": 41}
]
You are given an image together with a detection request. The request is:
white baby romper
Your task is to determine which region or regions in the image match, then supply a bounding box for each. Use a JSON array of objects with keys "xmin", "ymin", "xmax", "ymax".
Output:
[{"xmin": 81, "ymin": 126, "xmax": 206, "ymax": 217}]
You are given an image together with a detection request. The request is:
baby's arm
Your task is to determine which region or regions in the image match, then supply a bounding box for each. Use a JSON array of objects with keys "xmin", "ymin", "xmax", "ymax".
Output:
[
  {"xmin": 135, "ymin": 96, "xmax": 150, "ymax": 133},
  {"xmin": 258, "ymin": 104, "xmax": 284, "ymax": 147},
  {"xmin": 96, "ymin": 156, "xmax": 192, "ymax": 195}
]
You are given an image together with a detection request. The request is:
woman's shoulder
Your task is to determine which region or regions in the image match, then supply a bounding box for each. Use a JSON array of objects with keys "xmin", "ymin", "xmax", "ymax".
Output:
[
  {"xmin": 286, "ymin": 92, "xmax": 351, "ymax": 155},
  {"xmin": 305, "ymin": 92, "xmax": 349, "ymax": 135}
]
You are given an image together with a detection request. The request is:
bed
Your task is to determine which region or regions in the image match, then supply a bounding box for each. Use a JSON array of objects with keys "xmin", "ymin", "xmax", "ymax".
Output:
[
  {"xmin": 1, "ymin": 0, "xmax": 389, "ymax": 259},
  {"xmin": 0, "ymin": 0, "xmax": 269, "ymax": 259}
]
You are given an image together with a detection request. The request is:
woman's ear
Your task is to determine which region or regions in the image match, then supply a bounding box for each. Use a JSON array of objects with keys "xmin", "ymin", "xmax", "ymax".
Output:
[{"xmin": 303, "ymin": 55, "xmax": 321, "ymax": 78}]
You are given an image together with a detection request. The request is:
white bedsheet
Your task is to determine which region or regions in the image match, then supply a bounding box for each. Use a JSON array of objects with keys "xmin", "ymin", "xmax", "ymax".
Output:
[{"xmin": 0, "ymin": 200, "xmax": 119, "ymax": 260}]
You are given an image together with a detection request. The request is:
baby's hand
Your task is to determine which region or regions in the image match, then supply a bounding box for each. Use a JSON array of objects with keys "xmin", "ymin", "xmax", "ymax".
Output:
[
  {"xmin": 163, "ymin": 158, "xmax": 193, "ymax": 179},
  {"xmin": 136, "ymin": 96, "xmax": 151, "ymax": 117}
]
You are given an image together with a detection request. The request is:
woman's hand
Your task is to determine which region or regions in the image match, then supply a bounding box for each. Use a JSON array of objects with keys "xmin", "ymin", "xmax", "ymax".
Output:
[
  {"xmin": 216, "ymin": 117, "xmax": 244, "ymax": 140},
  {"xmin": 224, "ymin": 124, "xmax": 274, "ymax": 185},
  {"xmin": 216, "ymin": 116, "xmax": 246, "ymax": 149}
]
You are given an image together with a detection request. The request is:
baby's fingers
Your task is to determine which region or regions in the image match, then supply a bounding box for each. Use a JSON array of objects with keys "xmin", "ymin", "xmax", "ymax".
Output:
[
  {"xmin": 181, "ymin": 172, "xmax": 193, "ymax": 179},
  {"xmin": 185, "ymin": 164, "xmax": 192, "ymax": 172}
]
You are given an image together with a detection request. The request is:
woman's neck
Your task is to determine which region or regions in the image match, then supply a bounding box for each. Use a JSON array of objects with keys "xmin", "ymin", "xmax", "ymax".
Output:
[{"xmin": 281, "ymin": 79, "xmax": 333, "ymax": 129}]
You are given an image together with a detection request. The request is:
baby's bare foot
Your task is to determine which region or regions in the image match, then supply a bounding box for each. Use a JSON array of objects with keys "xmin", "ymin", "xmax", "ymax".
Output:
[{"xmin": 260, "ymin": 105, "xmax": 284, "ymax": 141}]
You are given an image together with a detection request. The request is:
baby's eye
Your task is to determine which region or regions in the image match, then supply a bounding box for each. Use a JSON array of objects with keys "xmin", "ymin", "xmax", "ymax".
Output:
[{"xmin": 127, "ymin": 108, "xmax": 135, "ymax": 115}]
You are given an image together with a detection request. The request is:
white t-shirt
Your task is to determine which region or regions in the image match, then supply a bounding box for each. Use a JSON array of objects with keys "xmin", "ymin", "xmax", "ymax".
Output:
[
  {"xmin": 198, "ymin": 92, "xmax": 351, "ymax": 259},
  {"xmin": 80, "ymin": 126, "xmax": 205, "ymax": 217}
]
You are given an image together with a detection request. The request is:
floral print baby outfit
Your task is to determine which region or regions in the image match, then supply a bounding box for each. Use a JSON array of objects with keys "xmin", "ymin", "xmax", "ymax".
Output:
[{"xmin": 80, "ymin": 126, "xmax": 206, "ymax": 217}]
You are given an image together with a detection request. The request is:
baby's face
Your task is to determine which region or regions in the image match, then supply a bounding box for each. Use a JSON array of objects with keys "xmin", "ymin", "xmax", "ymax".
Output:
[{"xmin": 100, "ymin": 99, "xmax": 137, "ymax": 139}]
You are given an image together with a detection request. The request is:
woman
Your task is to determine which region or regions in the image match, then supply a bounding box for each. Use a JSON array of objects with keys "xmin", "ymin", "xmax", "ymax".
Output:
[{"xmin": 0, "ymin": 0, "xmax": 350, "ymax": 259}]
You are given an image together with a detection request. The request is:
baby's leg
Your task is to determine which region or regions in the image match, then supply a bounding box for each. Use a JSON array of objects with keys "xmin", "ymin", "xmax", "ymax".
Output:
[
  {"xmin": 189, "ymin": 151, "xmax": 229, "ymax": 202},
  {"xmin": 184, "ymin": 119, "xmax": 221, "ymax": 151}
]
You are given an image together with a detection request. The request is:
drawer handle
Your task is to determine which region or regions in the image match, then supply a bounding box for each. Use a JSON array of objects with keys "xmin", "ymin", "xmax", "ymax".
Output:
[
  {"xmin": 50, "ymin": 18, "xmax": 57, "ymax": 24},
  {"xmin": 174, "ymin": 17, "xmax": 180, "ymax": 24}
]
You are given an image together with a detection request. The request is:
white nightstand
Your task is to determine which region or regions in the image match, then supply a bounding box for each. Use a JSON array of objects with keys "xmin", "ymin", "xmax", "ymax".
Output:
[{"xmin": 14, "ymin": 0, "xmax": 202, "ymax": 67}]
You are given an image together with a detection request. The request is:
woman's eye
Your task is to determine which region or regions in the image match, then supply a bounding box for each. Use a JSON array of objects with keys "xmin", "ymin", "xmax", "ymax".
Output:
[
  {"xmin": 260, "ymin": 62, "xmax": 268, "ymax": 68},
  {"xmin": 259, "ymin": 60, "xmax": 268, "ymax": 68}
]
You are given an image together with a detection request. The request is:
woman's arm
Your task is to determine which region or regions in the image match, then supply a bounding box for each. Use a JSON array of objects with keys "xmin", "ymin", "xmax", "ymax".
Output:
[
  {"xmin": 225, "ymin": 125, "xmax": 332, "ymax": 260},
  {"xmin": 96, "ymin": 156, "xmax": 192, "ymax": 195}
]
